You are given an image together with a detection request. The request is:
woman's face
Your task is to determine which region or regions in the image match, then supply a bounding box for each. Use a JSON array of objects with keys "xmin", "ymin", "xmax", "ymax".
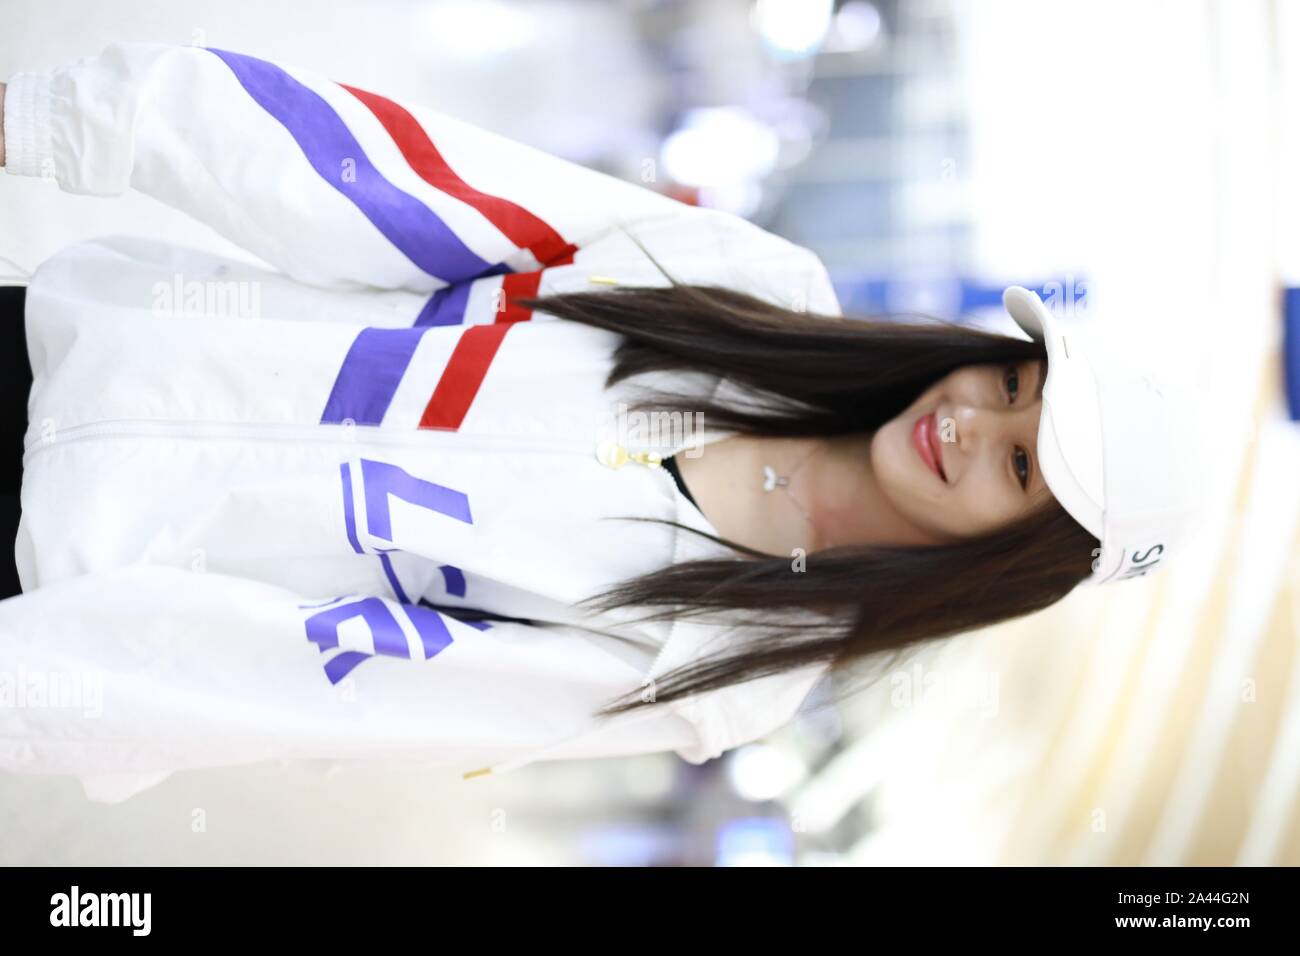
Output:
[{"xmin": 868, "ymin": 358, "xmax": 1055, "ymax": 541}]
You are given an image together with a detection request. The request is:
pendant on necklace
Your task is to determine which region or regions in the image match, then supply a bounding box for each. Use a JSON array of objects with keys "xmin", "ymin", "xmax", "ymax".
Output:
[{"xmin": 762, "ymin": 465, "xmax": 789, "ymax": 492}]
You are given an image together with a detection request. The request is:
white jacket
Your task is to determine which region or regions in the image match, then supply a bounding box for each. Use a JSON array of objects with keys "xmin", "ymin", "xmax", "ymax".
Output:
[{"xmin": 0, "ymin": 42, "xmax": 842, "ymax": 804}]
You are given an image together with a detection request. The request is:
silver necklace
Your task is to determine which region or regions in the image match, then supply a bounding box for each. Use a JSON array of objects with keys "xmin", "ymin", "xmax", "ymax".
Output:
[{"xmin": 761, "ymin": 440, "xmax": 819, "ymax": 529}]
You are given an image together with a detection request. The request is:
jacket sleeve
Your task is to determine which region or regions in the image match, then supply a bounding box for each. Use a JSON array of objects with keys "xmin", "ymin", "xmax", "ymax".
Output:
[
  {"xmin": 0, "ymin": 563, "xmax": 701, "ymax": 804},
  {"xmin": 1, "ymin": 40, "xmax": 735, "ymax": 293}
]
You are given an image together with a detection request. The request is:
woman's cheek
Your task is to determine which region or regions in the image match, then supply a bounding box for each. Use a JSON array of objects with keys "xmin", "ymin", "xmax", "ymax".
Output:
[
  {"xmin": 962, "ymin": 486, "xmax": 1015, "ymax": 536},
  {"xmin": 880, "ymin": 423, "xmax": 936, "ymax": 515}
]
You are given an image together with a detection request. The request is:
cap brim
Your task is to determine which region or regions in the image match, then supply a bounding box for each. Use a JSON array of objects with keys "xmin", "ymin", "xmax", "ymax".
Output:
[{"xmin": 1002, "ymin": 286, "xmax": 1107, "ymax": 546}]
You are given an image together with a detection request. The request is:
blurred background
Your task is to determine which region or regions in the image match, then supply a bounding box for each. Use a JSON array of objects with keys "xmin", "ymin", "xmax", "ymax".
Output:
[{"xmin": 1, "ymin": 0, "xmax": 1297, "ymax": 865}]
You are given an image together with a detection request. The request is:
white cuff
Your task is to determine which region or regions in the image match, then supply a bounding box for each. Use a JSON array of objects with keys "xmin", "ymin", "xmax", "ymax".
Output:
[{"xmin": 3, "ymin": 71, "xmax": 54, "ymax": 179}]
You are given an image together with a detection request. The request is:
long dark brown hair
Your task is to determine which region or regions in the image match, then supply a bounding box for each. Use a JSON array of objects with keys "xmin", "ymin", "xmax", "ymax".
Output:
[{"xmin": 509, "ymin": 240, "xmax": 1099, "ymax": 720}]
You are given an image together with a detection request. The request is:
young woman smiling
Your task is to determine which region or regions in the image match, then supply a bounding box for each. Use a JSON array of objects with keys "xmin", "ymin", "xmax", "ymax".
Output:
[{"xmin": 0, "ymin": 43, "xmax": 1209, "ymax": 798}]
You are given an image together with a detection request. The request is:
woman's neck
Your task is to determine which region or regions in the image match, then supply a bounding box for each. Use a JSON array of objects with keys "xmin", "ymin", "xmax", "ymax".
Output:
[{"xmin": 674, "ymin": 432, "xmax": 950, "ymax": 555}]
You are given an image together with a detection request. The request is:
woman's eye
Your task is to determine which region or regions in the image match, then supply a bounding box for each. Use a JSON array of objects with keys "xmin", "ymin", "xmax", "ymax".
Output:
[
  {"xmin": 1014, "ymin": 447, "xmax": 1030, "ymax": 489},
  {"xmin": 1005, "ymin": 366, "xmax": 1020, "ymax": 403}
]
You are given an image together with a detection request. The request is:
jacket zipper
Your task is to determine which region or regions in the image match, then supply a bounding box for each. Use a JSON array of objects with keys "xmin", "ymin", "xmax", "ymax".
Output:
[
  {"xmin": 21, "ymin": 418, "xmax": 700, "ymax": 531},
  {"xmin": 22, "ymin": 417, "xmax": 697, "ymax": 467}
]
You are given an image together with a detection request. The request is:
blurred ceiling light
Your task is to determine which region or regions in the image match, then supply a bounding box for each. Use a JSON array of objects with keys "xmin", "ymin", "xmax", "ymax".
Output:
[
  {"xmin": 825, "ymin": 0, "xmax": 884, "ymax": 53},
  {"xmin": 420, "ymin": 0, "xmax": 540, "ymax": 57},
  {"xmin": 762, "ymin": 96, "xmax": 826, "ymax": 167},
  {"xmin": 752, "ymin": 0, "xmax": 835, "ymax": 59},
  {"xmin": 660, "ymin": 108, "xmax": 780, "ymax": 188},
  {"xmin": 725, "ymin": 743, "xmax": 808, "ymax": 802}
]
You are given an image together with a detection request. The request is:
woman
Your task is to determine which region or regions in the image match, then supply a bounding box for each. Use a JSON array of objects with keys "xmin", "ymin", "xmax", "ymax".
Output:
[{"xmin": 0, "ymin": 43, "xmax": 1207, "ymax": 804}]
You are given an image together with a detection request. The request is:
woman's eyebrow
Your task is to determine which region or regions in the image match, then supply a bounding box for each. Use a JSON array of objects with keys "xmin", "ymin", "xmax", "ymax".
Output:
[{"xmin": 1033, "ymin": 360, "xmax": 1047, "ymax": 402}]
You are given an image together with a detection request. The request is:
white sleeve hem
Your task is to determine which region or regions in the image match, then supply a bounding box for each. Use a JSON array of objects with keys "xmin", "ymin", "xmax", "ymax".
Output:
[{"xmin": 3, "ymin": 71, "xmax": 54, "ymax": 179}]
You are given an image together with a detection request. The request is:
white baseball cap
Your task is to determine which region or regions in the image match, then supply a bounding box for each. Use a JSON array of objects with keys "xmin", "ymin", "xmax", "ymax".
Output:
[{"xmin": 1002, "ymin": 286, "xmax": 1211, "ymax": 586}]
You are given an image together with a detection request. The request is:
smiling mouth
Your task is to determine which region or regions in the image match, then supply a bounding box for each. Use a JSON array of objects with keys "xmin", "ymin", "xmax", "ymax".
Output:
[{"xmin": 912, "ymin": 412, "xmax": 947, "ymax": 483}]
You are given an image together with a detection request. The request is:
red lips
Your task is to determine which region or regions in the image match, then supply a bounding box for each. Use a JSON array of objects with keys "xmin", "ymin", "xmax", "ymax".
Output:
[{"xmin": 912, "ymin": 411, "xmax": 947, "ymax": 482}]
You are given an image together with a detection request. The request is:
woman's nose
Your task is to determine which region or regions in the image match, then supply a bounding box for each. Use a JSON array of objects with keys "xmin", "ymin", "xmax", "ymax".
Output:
[
  {"xmin": 945, "ymin": 405, "xmax": 1005, "ymax": 452},
  {"xmin": 947, "ymin": 403, "xmax": 1034, "ymax": 453},
  {"xmin": 945, "ymin": 405, "xmax": 976, "ymax": 450}
]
